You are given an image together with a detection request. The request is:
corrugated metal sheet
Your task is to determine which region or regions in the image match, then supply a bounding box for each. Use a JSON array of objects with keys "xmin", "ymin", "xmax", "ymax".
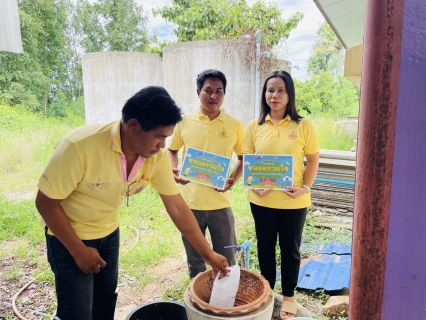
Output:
[
  {"xmin": 313, "ymin": 0, "xmax": 365, "ymax": 49},
  {"xmin": 0, "ymin": 0, "xmax": 23, "ymax": 53},
  {"xmin": 302, "ymin": 241, "xmax": 352, "ymax": 255},
  {"xmin": 297, "ymin": 255, "xmax": 351, "ymax": 291}
]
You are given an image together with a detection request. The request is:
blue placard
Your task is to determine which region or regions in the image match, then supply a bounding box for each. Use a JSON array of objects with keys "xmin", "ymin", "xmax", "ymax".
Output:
[
  {"xmin": 243, "ymin": 154, "xmax": 294, "ymax": 190},
  {"xmin": 179, "ymin": 147, "xmax": 232, "ymax": 190}
]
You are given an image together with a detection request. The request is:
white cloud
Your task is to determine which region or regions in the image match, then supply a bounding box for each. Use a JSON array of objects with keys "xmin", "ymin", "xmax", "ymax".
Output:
[
  {"xmin": 144, "ymin": 0, "xmax": 324, "ymax": 81},
  {"xmin": 276, "ymin": 0, "xmax": 325, "ymax": 81}
]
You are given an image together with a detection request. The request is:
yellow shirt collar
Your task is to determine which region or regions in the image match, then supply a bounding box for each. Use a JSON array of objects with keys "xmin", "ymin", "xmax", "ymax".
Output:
[
  {"xmin": 110, "ymin": 120, "xmax": 123, "ymax": 154},
  {"xmin": 265, "ymin": 114, "xmax": 291, "ymax": 124},
  {"xmin": 197, "ymin": 107, "xmax": 227, "ymax": 122}
]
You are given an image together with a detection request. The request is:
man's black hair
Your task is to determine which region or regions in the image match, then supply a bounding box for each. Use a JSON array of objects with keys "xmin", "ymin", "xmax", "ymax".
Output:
[
  {"xmin": 196, "ymin": 69, "xmax": 227, "ymax": 93},
  {"xmin": 122, "ymin": 86, "xmax": 182, "ymax": 131}
]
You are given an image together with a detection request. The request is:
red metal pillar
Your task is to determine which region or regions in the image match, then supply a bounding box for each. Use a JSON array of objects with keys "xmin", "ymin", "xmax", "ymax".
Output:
[{"xmin": 349, "ymin": 0, "xmax": 403, "ymax": 319}]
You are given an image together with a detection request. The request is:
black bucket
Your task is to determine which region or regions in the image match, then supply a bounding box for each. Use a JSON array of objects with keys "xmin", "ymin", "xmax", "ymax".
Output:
[{"xmin": 125, "ymin": 301, "xmax": 188, "ymax": 320}]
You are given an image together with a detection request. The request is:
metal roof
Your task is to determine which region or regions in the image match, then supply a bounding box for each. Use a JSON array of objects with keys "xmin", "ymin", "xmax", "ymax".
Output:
[
  {"xmin": 298, "ymin": 254, "xmax": 351, "ymax": 291},
  {"xmin": 313, "ymin": 0, "xmax": 366, "ymax": 49}
]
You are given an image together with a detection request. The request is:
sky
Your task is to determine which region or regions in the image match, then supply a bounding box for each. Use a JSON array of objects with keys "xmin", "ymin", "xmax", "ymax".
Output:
[{"xmin": 141, "ymin": 0, "xmax": 325, "ymax": 81}]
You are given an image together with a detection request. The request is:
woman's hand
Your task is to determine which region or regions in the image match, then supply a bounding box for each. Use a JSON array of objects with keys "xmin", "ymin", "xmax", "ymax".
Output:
[
  {"xmin": 252, "ymin": 189, "xmax": 274, "ymax": 197},
  {"xmin": 282, "ymin": 186, "xmax": 308, "ymax": 199}
]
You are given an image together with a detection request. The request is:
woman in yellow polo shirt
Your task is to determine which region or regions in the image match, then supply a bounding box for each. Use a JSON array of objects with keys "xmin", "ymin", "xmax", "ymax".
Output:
[{"xmin": 242, "ymin": 70, "xmax": 319, "ymax": 319}]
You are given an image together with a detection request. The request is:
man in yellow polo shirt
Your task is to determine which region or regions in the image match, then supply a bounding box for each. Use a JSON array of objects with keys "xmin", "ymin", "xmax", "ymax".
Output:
[
  {"xmin": 35, "ymin": 86, "xmax": 228, "ymax": 320},
  {"xmin": 168, "ymin": 69, "xmax": 245, "ymax": 278}
]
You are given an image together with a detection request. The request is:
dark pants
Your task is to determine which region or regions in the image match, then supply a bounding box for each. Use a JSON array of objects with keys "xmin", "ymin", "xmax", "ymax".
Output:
[
  {"xmin": 46, "ymin": 228, "xmax": 119, "ymax": 320},
  {"xmin": 250, "ymin": 203, "xmax": 307, "ymax": 297},
  {"xmin": 182, "ymin": 208, "xmax": 237, "ymax": 278}
]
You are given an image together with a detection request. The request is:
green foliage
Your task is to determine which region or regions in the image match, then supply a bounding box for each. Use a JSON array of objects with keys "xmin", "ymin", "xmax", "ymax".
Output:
[
  {"xmin": 154, "ymin": 0, "xmax": 302, "ymax": 48},
  {"xmin": 308, "ymin": 22, "xmax": 345, "ymax": 76},
  {"xmin": 0, "ymin": 197, "xmax": 43, "ymax": 242},
  {"xmin": 302, "ymin": 209, "xmax": 352, "ymax": 256},
  {"xmin": 163, "ymin": 276, "xmax": 190, "ymax": 302},
  {"xmin": 146, "ymin": 40, "xmax": 176, "ymax": 57},
  {"xmin": 311, "ymin": 116, "xmax": 356, "ymax": 151},
  {"xmin": 0, "ymin": 0, "xmax": 69, "ymax": 111},
  {"xmin": 314, "ymin": 288, "xmax": 330, "ymax": 303},
  {"xmin": 295, "ymin": 73, "xmax": 359, "ymax": 119},
  {"xmin": 74, "ymin": 0, "xmax": 155, "ymax": 52},
  {"xmin": 1, "ymin": 0, "xmax": 155, "ymax": 116}
]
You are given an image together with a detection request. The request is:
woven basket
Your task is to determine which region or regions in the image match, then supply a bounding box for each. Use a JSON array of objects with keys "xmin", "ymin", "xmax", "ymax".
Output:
[{"xmin": 187, "ymin": 268, "xmax": 271, "ymax": 315}]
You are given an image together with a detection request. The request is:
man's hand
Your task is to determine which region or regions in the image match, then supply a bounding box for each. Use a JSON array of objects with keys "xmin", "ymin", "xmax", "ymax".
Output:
[
  {"xmin": 214, "ymin": 177, "xmax": 235, "ymax": 193},
  {"xmin": 203, "ymin": 251, "xmax": 229, "ymax": 279},
  {"xmin": 71, "ymin": 246, "xmax": 107, "ymax": 274},
  {"xmin": 282, "ymin": 186, "xmax": 308, "ymax": 199},
  {"xmin": 252, "ymin": 189, "xmax": 274, "ymax": 197},
  {"xmin": 172, "ymin": 168, "xmax": 191, "ymax": 185}
]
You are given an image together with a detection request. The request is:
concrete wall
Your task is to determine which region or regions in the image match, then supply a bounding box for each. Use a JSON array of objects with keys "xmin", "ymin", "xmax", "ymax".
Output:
[
  {"xmin": 163, "ymin": 40, "xmax": 256, "ymax": 127},
  {"xmin": 336, "ymin": 117, "xmax": 358, "ymax": 139},
  {"xmin": 82, "ymin": 52, "xmax": 163, "ymax": 124}
]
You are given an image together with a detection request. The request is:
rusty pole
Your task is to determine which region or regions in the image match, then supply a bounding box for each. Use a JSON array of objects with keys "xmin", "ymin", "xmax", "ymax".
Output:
[{"xmin": 349, "ymin": 0, "xmax": 403, "ymax": 319}]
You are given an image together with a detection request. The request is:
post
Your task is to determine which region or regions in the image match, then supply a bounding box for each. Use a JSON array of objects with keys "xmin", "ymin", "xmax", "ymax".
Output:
[
  {"xmin": 350, "ymin": 0, "xmax": 426, "ymax": 318},
  {"xmin": 254, "ymin": 30, "xmax": 261, "ymax": 120}
]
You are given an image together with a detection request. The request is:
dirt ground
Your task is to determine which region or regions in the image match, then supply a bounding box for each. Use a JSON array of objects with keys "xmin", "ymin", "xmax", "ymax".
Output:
[
  {"xmin": 0, "ymin": 242, "xmax": 189, "ymax": 320},
  {"xmin": 1, "ymin": 247, "xmax": 329, "ymax": 320}
]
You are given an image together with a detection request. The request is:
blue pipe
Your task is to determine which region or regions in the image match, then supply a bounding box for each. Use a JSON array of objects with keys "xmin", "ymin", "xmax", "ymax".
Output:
[
  {"xmin": 224, "ymin": 240, "xmax": 251, "ymax": 269},
  {"xmin": 240, "ymin": 240, "xmax": 251, "ymax": 269}
]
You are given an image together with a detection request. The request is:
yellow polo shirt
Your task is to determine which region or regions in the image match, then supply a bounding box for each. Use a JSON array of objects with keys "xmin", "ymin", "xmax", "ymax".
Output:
[
  {"xmin": 38, "ymin": 121, "xmax": 179, "ymax": 240},
  {"xmin": 242, "ymin": 115, "xmax": 319, "ymax": 209},
  {"xmin": 168, "ymin": 108, "xmax": 245, "ymax": 210}
]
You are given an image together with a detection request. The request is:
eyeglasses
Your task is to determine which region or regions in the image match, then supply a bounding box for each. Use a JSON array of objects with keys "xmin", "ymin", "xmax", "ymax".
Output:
[{"xmin": 124, "ymin": 181, "xmax": 136, "ymax": 207}]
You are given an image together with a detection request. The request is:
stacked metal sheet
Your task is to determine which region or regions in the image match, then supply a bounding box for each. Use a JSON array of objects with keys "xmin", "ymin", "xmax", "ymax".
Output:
[{"xmin": 311, "ymin": 150, "xmax": 356, "ymax": 213}]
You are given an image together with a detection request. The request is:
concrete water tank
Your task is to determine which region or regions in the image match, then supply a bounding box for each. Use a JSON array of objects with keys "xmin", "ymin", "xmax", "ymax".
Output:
[
  {"xmin": 163, "ymin": 40, "xmax": 257, "ymax": 127},
  {"xmin": 82, "ymin": 52, "xmax": 163, "ymax": 124}
]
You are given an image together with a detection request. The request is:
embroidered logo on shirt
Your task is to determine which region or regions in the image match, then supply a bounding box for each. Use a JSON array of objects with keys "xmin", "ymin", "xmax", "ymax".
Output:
[
  {"xmin": 86, "ymin": 178, "xmax": 110, "ymax": 190},
  {"xmin": 288, "ymin": 130, "xmax": 298, "ymax": 140},
  {"xmin": 218, "ymin": 126, "xmax": 228, "ymax": 138},
  {"xmin": 42, "ymin": 174, "xmax": 51, "ymax": 184}
]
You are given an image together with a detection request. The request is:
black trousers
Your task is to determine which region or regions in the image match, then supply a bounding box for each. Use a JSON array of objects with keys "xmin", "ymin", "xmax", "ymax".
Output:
[{"xmin": 250, "ymin": 203, "xmax": 307, "ymax": 297}]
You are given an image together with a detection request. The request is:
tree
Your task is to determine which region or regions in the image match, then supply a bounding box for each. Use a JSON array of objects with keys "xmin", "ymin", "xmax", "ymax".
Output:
[
  {"xmin": 153, "ymin": 0, "xmax": 302, "ymax": 48},
  {"xmin": 307, "ymin": 22, "xmax": 344, "ymax": 76},
  {"xmin": 0, "ymin": 0, "xmax": 69, "ymax": 113},
  {"xmin": 295, "ymin": 73, "xmax": 359, "ymax": 118},
  {"xmin": 74, "ymin": 0, "xmax": 155, "ymax": 52}
]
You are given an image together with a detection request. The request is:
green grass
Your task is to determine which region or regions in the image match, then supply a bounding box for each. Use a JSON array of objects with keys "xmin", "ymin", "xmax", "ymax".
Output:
[{"xmin": 311, "ymin": 116, "xmax": 356, "ymax": 151}]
